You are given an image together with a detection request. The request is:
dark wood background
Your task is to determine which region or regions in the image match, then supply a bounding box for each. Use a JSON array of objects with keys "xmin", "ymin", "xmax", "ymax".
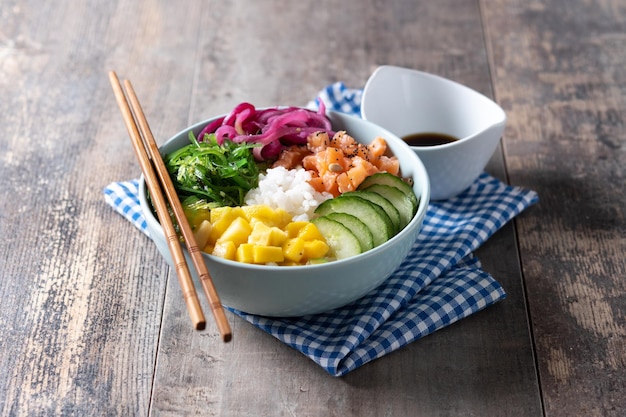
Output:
[{"xmin": 1, "ymin": 0, "xmax": 624, "ymax": 416}]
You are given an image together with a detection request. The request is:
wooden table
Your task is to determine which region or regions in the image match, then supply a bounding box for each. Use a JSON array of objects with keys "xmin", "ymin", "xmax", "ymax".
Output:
[{"xmin": 1, "ymin": 0, "xmax": 624, "ymax": 415}]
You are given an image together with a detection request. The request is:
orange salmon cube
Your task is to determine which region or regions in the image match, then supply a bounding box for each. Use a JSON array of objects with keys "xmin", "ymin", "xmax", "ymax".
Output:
[
  {"xmin": 325, "ymin": 147, "xmax": 345, "ymax": 168},
  {"xmin": 375, "ymin": 155, "xmax": 400, "ymax": 175},
  {"xmin": 302, "ymin": 154, "xmax": 320, "ymax": 172},
  {"xmin": 336, "ymin": 172, "xmax": 355, "ymax": 193},
  {"xmin": 308, "ymin": 176, "xmax": 327, "ymax": 193},
  {"xmin": 368, "ymin": 136, "xmax": 387, "ymax": 158}
]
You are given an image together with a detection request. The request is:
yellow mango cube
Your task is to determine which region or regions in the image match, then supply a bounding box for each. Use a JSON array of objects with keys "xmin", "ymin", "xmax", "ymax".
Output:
[
  {"xmin": 210, "ymin": 206, "xmax": 244, "ymax": 224},
  {"xmin": 285, "ymin": 221, "xmax": 308, "ymax": 238},
  {"xmin": 236, "ymin": 243, "xmax": 255, "ymax": 263},
  {"xmin": 192, "ymin": 220, "xmax": 213, "ymax": 250},
  {"xmin": 240, "ymin": 204, "xmax": 272, "ymax": 220},
  {"xmin": 248, "ymin": 222, "xmax": 272, "ymax": 245},
  {"xmin": 282, "ymin": 237, "xmax": 305, "ymax": 262},
  {"xmin": 267, "ymin": 227, "xmax": 287, "ymax": 246},
  {"xmin": 212, "ymin": 241, "xmax": 236, "ymax": 261},
  {"xmin": 242, "ymin": 205, "xmax": 292, "ymax": 228},
  {"xmin": 303, "ymin": 239, "xmax": 330, "ymax": 259},
  {"xmin": 217, "ymin": 217, "xmax": 252, "ymax": 247},
  {"xmin": 297, "ymin": 223, "xmax": 326, "ymax": 241},
  {"xmin": 248, "ymin": 221, "xmax": 288, "ymax": 247},
  {"xmin": 253, "ymin": 245, "xmax": 284, "ymax": 264},
  {"xmin": 209, "ymin": 207, "xmax": 245, "ymax": 243}
]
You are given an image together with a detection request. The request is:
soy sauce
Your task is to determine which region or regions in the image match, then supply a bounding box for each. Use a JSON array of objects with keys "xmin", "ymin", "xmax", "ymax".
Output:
[{"xmin": 403, "ymin": 132, "xmax": 459, "ymax": 147}]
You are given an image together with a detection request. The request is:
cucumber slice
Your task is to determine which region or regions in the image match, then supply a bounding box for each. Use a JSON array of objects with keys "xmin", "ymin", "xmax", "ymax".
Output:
[
  {"xmin": 315, "ymin": 195, "xmax": 393, "ymax": 246},
  {"xmin": 342, "ymin": 191, "xmax": 401, "ymax": 233},
  {"xmin": 358, "ymin": 172, "xmax": 418, "ymax": 211},
  {"xmin": 361, "ymin": 183, "xmax": 415, "ymax": 229},
  {"xmin": 326, "ymin": 212, "xmax": 374, "ymax": 252},
  {"xmin": 311, "ymin": 217, "xmax": 362, "ymax": 259}
]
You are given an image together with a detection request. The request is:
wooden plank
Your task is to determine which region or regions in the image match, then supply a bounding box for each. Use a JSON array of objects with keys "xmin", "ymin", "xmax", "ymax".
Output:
[
  {"xmin": 483, "ymin": 0, "xmax": 626, "ymax": 415},
  {"xmin": 149, "ymin": 1, "xmax": 542, "ymax": 416},
  {"xmin": 0, "ymin": 1, "xmax": 203, "ymax": 415}
]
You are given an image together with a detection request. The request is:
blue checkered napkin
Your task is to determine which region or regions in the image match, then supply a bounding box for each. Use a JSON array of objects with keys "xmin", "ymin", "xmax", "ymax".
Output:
[
  {"xmin": 102, "ymin": 82, "xmax": 538, "ymax": 376},
  {"xmin": 104, "ymin": 180, "xmax": 148, "ymax": 234},
  {"xmin": 312, "ymin": 82, "xmax": 362, "ymax": 114},
  {"xmin": 233, "ymin": 173, "xmax": 537, "ymax": 376}
]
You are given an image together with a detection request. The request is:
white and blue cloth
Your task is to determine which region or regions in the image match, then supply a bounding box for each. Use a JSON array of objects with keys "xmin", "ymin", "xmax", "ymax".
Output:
[{"xmin": 104, "ymin": 83, "xmax": 538, "ymax": 377}]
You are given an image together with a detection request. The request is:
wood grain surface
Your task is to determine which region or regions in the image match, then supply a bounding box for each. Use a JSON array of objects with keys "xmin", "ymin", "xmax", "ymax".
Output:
[
  {"xmin": 484, "ymin": 0, "xmax": 626, "ymax": 415},
  {"xmin": 0, "ymin": 0, "xmax": 623, "ymax": 416}
]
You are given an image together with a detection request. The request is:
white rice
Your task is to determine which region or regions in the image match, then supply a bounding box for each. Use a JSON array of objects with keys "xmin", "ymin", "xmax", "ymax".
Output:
[{"xmin": 244, "ymin": 166, "xmax": 333, "ymax": 221}]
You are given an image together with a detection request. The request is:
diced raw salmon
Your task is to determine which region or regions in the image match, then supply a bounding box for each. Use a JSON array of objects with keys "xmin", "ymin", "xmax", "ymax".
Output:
[
  {"xmin": 307, "ymin": 131, "xmax": 330, "ymax": 153},
  {"xmin": 335, "ymin": 173, "xmax": 353, "ymax": 194},
  {"xmin": 300, "ymin": 130, "xmax": 400, "ymax": 197},
  {"xmin": 330, "ymin": 131, "xmax": 359, "ymax": 156},
  {"xmin": 375, "ymin": 155, "xmax": 400, "ymax": 175},
  {"xmin": 302, "ymin": 154, "xmax": 320, "ymax": 172},
  {"xmin": 308, "ymin": 176, "xmax": 326, "ymax": 193},
  {"xmin": 337, "ymin": 157, "xmax": 378, "ymax": 193},
  {"xmin": 323, "ymin": 147, "xmax": 346, "ymax": 173},
  {"xmin": 368, "ymin": 136, "xmax": 387, "ymax": 158},
  {"xmin": 272, "ymin": 145, "xmax": 312, "ymax": 169},
  {"xmin": 321, "ymin": 172, "xmax": 340, "ymax": 197}
]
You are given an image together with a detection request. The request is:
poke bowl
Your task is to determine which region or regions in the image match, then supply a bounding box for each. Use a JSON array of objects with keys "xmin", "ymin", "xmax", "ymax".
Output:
[{"xmin": 139, "ymin": 106, "xmax": 430, "ymax": 317}]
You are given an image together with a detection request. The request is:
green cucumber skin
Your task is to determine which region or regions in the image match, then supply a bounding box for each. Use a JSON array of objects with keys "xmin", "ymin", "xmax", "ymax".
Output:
[
  {"xmin": 360, "ymin": 184, "xmax": 414, "ymax": 229},
  {"xmin": 312, "ymin": 173, "xmax": 421, "ymax": 257},
  {"xmin": 358, "ymin": 172, "xmax": 419, "ymax": 210},
  {"xmin": 311, "ymin": 217, "xmax": 361, "ymax": 259},
  {"xmin": 341, "ymin": 191, "xmax": 401, "ymax": 234},
  {"xmin": 315, "ymin": 195, "xmax": 393, "ymax": 247},
  {"xmin": 325, "ymin": 212, "xmax": 374, "ymax": 252}
]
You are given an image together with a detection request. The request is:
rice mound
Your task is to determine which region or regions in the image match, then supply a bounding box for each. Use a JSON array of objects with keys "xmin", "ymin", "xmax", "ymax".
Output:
[{"xmin": 244, "ymin": 166, "xmax": 332, "ymax": 221}]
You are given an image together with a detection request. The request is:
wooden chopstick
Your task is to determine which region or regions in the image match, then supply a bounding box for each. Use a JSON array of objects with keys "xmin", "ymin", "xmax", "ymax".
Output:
[
  {"xmin": 109, "ymin": 71, "xmax": 207, "ymax": 331},
  {"xmin": 121, "ymin": 77, "xmax": 233, "ymax": 343},
  {"xmin": 109, "ymin": 71, "xmax": 206, "ymax": 331},
  {"xmin": 108, "ymin": 71, "xmax": 232, "ymax": 341}
]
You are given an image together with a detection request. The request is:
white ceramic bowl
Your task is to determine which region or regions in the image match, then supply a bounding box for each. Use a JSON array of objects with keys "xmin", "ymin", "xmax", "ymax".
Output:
[
  {"xmin": 139, "ymin": 110, "xmax": 430, "ymax": 317},
  {"xmin": 361, "ymin": 65, "xmax": 506, "ymax": 200}
]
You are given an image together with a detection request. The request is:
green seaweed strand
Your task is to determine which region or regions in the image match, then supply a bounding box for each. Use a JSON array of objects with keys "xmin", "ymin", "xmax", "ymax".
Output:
[{"xmin": 164, "ymin": 132, "xmax": 260, "ymax": 208}]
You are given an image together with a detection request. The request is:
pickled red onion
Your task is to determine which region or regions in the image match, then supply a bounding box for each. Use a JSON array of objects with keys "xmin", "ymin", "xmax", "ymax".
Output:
[{"xmin": 196, "ymin": 101, "xmax": 332, "ymax": 161}]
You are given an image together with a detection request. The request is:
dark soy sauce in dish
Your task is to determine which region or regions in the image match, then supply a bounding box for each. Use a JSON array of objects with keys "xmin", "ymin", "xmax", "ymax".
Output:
[{"xmin": 403, "ymin": 132, "xmax": 459, "ymax": 147}]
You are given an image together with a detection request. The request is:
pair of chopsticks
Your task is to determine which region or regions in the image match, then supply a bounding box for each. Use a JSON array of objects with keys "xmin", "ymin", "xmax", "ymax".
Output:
[{"xmin": 108, "ymin": 71, "xmax": 232, "ymax": 342}]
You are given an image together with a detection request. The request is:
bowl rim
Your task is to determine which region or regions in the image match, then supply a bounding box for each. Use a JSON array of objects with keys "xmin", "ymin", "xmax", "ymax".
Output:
[{"xmin": 138, "ymin": 108, "xmax": 431, "ymax": 270}]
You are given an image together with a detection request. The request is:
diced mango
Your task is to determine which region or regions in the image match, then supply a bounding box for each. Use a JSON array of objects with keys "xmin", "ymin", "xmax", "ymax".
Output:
[
  {"xmin": 268, "ymin": 227, "xmax": 287, "ymax": 246},
  {"xmin": 210, "ymin": 206, "xmax": 244, "ymax": 224},
  {"xmin": 303, "ymin": 239, "xmax": 330, "ymax": 259},
  {"xmin": 209, "ymin": 207, "xmax": 245, "ymax": 243},
  {"xmin": 297, "ymin": 223, "xmax": 326, "ymax": 241},
  {"xmin": 236, "ymin": 243, "xmax": 255, "ymax": 263},
  {"xmin": 217, "ymin": 217, "xmax": 252, "ymax": 246},
  {"xmin": 248, "ymin": 222, "xmax": 287, "ymax": 246},
  {"xmin": 285, "ymin": 221, "xmax": 308, "ymax": 238},
  {"xmin": 241, "ymin": 205, "xmax": 292, "ymax": 228},
  {"xmin": 193, "ymin": 220, "xmax": 213, "ymax": 250},
  {"xmin": 248, "ymin": 222, "xmax": 272, "ymax": 245},
  {"xmin": 283, "ymin": 237, "xmax": 305, "ymax": 262},
  {"xmin": 212, "ymin": 241, "xmax": 236, "ymax": 261},
  {"xmin": 197, "ymin": 203, "xmax": 332, "ymax": 265},
  {"xmin": 253, "ymin": 245, "xmax": 284, "ymax": 264}
]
